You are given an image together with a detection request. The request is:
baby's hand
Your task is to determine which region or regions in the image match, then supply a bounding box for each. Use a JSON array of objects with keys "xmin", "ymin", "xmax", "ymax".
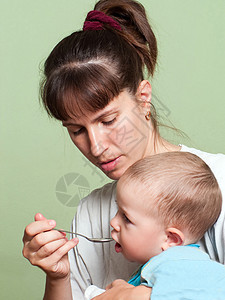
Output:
[{"xmin": 22, "ymin": 213, "xmax": 78, "ymax": 279}]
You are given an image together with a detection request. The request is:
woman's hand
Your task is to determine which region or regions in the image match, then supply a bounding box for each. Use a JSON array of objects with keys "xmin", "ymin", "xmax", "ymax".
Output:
[
  {"xmin": 93, "ymin": 279, "xmax": 152, "ymax": 300},
  {"xmin": 22, "ymin": 213, "xmax": 78, "ymax": 279}
]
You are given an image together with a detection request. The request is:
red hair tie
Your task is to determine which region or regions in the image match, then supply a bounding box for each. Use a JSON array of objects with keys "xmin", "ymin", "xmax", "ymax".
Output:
[{"xmin": 83, "ymin": 10, "xmax": 122, "ymax": 31}]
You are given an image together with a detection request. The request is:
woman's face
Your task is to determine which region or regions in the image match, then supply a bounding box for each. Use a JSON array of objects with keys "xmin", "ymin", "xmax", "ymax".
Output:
[{"xmin": 62, "ymin": 89, "xmax": 153, "ymax": 180}]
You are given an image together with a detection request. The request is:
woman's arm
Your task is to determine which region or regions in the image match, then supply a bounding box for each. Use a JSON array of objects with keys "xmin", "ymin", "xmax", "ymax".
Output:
[
  {"xmin": 93, "ymin": 280, "xmax": 152, "ymax": 300},
  {"xmin": 22, "ymin": 213, "xmax": 78, "ymax": 300},
  {"xmin": 43, "ymin": 274, "xmax": 73, "ymax": 300}
]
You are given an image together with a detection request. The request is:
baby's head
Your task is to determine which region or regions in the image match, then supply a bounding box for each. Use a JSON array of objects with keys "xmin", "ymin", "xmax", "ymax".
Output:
[{"xmin": 111, "ymin": 152, "xmax": 222, "ymax": 264}]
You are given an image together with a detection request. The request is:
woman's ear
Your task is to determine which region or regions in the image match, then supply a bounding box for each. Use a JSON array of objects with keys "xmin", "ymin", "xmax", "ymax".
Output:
[
  {"xmin": 162, "ymin": 227, "xmax": 185, "ymax": 251},
  {"xmin": 136, "ymin": 80, "xmax": 152, "ymax": 109}
]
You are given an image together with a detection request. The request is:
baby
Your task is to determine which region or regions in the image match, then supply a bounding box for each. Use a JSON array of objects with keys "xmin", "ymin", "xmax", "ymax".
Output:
[{"xmin": 85, "ymin": 151, "xmax": 225, "ymax": 299}]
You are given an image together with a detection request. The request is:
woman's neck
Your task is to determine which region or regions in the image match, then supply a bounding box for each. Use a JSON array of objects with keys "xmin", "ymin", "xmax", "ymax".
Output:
[
  {"xmin": 155, "ymin": 137, "xmax": 181, "ymax": 154},
  {"xmin": 145, "ymin": 131, "xmax": 181, "ymax": 156}
]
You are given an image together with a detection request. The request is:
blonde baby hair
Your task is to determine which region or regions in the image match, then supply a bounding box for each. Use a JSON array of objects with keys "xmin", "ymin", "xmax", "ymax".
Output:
[{"xmin": 121, "ymin": 151, "xmax": 222, "ymax": 242}]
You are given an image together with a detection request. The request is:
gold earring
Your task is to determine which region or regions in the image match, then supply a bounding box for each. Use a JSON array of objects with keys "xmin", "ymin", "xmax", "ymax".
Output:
[{"xmin": 145, "ymin": 111, "xmax": 151, "ymax": 121}]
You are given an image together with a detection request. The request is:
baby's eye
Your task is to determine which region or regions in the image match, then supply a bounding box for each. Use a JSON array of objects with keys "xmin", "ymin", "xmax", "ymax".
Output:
[{"xmin": 122, "ymin": 213, "xmax": 131, "ymax": 224}]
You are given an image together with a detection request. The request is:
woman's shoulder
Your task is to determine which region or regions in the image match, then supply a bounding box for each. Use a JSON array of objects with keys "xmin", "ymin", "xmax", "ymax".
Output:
[
  {"xmin": 75, "ymin": 180, "xmax": 117, "ymax": 221},
  {"xmin": 181, "ymin": 145, "xmax": 225, "ymax": 264},
  {"xmin": 80, "ymin": 180, "xmax": 117, "ymax": 206},
  {"xmin": 180, "ymin": 144, "xmax": 225, "ymax": 178}
]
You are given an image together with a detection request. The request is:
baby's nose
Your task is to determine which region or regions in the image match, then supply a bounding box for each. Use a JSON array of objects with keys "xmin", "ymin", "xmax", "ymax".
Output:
[{"xmin": 110, "ymin": 214, "xmax": 120, "ymax": 231}]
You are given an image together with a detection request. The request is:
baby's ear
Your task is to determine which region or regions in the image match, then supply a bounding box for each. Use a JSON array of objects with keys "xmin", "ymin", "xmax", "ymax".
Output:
[{"xmin": 162, "ymin": 228, "xmax": 184, "ymax": 251}]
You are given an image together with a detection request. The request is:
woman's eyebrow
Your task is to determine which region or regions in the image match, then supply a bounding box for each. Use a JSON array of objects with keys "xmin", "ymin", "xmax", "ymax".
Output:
[{"xmin": 62, "ymin": 122, "xmax": 78, "ymax": 127}]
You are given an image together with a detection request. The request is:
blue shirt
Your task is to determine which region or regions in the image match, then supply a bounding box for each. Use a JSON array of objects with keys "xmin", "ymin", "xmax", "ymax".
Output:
[{"xmin": 128, "ymin": 245, "xmax": 225, "ymax": 300}]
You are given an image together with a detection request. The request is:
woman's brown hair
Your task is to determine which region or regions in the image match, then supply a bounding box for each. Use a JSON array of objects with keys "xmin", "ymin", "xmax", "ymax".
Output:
[{"xmin": 40, "ymin": 0, "xmax": 158, "ymax": 122}]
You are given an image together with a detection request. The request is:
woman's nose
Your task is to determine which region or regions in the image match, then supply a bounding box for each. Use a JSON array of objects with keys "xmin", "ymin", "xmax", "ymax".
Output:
[{"xmin": 88, "ymin": 127, "xmax": 108, "ymax": 157}]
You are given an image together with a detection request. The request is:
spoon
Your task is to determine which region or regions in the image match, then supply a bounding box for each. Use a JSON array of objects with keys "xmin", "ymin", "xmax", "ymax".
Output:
[{"xmin": 55, "ymin": 228, "xmax": 113, "ymax": 243}]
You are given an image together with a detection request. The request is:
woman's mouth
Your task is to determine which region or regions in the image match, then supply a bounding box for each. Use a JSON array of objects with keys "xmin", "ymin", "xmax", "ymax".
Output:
[
  {"xmin": 115, "ymin": 242, "xmax": 122, "ymax": 253},
  {"xmin": 99, "ymin": 156, "xmax": 121, "ymax": 172}
]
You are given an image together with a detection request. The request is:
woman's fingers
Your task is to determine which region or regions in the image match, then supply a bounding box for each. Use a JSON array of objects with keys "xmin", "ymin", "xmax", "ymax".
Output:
[
  {"xmin": 22, "ymin": 214, "xmax": 79, "ymax": 279},
  {"xmin": 34, "ymin": 235, "xmax": 68, "ymax": 259},
  {"xmin": 23, "ymin": 219, "xmax": 56, "ymax": 243},
  {"xmin": 23, "ymin": 212, "xmax": 50, "ymax": 244},
  {"xmin": 40, "ymin": 238, "xmax": 78, "ymax": 269},
  {"xmin": 35, "ymin": 212, "xmax": 47, "ymax": 221},
  {"xmin": 92, "ymin": 280, "xmax": 131, "ymax": 300},
  {"xmin": 23, "ymin": 216, "xmax": 65, "ymax": 262},
  {"xmin": 30, "ymin": 238, "xmax": 78, "ymax": 277},
  {"xmin": 28, "ymin": 230, "xmax": 65, "ymax": 252},
  {"xmin": 95, "ymin": 280, "xmax": 151, "ymax": 300},
  {"xmin": 106, "ymin": 279, "xmax": 127, "ymax": 290}
]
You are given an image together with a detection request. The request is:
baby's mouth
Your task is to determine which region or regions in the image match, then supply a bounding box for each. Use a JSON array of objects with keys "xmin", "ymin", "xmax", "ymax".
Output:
[{"xmin": 115, "ymin": 242, "xmax": 122, "ymax": 253}]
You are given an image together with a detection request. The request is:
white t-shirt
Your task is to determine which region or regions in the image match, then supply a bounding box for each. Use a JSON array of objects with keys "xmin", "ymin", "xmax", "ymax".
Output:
[{"xmin": 69, "ymin": 145, "xmax": 225, "ymax": 299}]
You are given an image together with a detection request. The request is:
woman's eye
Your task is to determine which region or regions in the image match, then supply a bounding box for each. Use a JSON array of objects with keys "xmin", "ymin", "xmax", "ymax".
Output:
[
  {"xmin": 73, "ymin": 127, "xmax": 85, "ymax": 136},
  {"xmin": 102, "ymin": 118, "xmax": 116, "ymax": 126},
  {"xmin": 122, "ymin": 213, "xmax": 131, "ymax": 224}
]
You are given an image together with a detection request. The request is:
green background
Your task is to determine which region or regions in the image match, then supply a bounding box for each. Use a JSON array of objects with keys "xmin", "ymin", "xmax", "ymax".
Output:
[{"xmin": 1, "ymin": 0, "xmax": 224, "ymax": 299}]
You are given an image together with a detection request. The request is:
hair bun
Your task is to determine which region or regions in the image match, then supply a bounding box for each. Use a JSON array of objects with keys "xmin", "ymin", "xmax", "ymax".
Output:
[{"xmin": 83, "ymin": 10, "xmax": 122, "ymax": 31}]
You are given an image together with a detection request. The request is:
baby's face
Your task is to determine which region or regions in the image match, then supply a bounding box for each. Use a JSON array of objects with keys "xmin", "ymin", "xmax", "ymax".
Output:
[{"xmin": 111, "ymin": 179, "xmax": 166, "ymax": 264}]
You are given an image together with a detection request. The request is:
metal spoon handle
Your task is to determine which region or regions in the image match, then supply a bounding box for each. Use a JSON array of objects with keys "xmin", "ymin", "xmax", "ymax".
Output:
[{"xmin": 55, "ymin": 228, "xmax": 113, "ymax": 243}]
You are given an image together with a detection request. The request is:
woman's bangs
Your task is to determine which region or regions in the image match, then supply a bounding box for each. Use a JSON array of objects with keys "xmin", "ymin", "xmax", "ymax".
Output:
[{"xmin": 48, "ymin": 64, "xmax": 121, "ymax": 121}]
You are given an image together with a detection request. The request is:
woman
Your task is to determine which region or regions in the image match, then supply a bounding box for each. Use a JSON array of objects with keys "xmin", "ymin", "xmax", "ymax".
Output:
[{"xmin": 22, "ymin": 0, "xmax": 225, "ymax": 299}]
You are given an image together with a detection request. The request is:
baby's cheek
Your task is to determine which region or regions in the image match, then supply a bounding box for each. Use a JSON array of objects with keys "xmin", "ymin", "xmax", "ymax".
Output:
[{"xmin": 124, "ymin": 243, "xmax": 142, "ymax": 262}]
